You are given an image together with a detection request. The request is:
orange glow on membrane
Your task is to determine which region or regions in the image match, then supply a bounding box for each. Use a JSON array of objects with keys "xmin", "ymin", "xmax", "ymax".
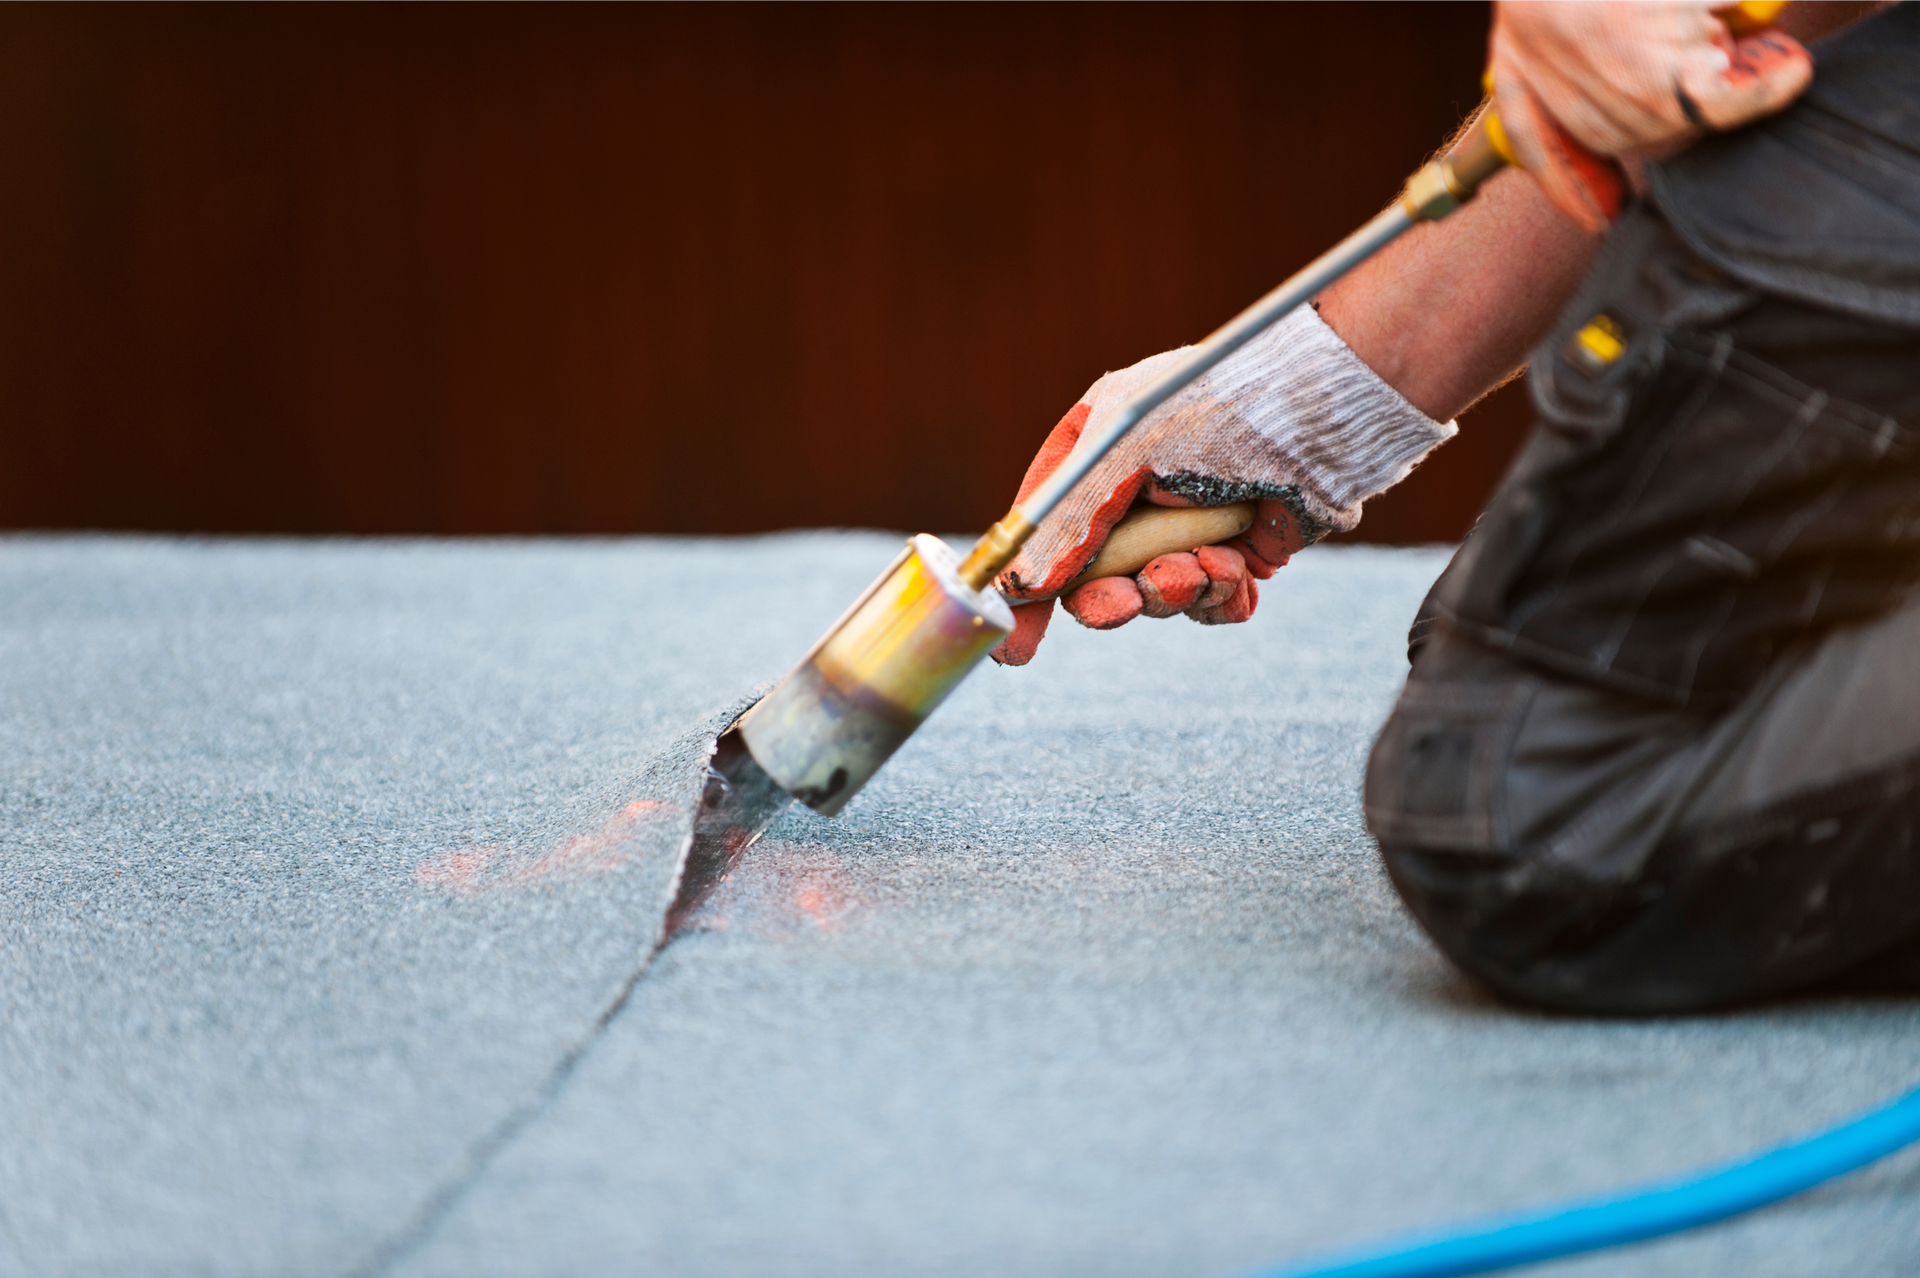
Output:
[{"xmin": 414, "ymin": 799, "xmax": 671, "ymax": 896}]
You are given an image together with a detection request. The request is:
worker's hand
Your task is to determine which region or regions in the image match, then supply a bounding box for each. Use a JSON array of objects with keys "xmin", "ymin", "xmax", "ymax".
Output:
[
  {"xmin": 994, "ymin": 407, "xmax": 1291, "ymax": 667},
  {"xmin": 1488, "ymin": 1, "xmax": 1812, "ymax": 232},
  {"xmin": 991, "ymin": 306, "xmax": 1454, "ymax": 665}
]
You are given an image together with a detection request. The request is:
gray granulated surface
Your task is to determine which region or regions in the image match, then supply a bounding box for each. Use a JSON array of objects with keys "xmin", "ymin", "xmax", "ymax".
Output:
[{"xmin": 2, "ymin": 534, "xmax": 1915, "ymax": 1278}]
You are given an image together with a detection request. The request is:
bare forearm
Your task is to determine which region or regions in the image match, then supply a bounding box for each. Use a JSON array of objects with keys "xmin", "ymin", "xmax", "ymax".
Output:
[{"xmin": 1317, "ymin": 167, "xmax": 1603, "ymax": 422}]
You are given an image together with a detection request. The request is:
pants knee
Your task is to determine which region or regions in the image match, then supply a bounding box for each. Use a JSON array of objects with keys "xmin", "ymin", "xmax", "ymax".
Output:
[
  {"xmin": 1382, "ymin": 822, "xmax": 1920, "ymax": 1015},
  {"xmin": 1381, "ymin": 840, "xmax": 1742, "ymax": 1015}
]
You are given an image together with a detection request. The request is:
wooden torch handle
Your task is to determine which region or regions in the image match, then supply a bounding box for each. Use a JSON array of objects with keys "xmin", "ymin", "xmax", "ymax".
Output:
[{"xmin": 1062, "ymin": 501, "xmax": 1256, "ymax": 593}]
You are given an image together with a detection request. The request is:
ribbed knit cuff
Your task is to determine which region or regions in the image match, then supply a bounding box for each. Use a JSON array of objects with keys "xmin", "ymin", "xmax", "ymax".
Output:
[{"xmin": 1213, "ymin": 305, "xmax": 1456, "ymax": 530}]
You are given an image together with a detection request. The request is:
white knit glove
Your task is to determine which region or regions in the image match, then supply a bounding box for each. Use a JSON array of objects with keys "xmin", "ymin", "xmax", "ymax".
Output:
[
  {"xmin": 1488, "ymin": 0, "xmax": 1812, "ymax": 231},
  {"xmin": 991, "ymin": 305, "xmax": 1454, "ymax": 665}
]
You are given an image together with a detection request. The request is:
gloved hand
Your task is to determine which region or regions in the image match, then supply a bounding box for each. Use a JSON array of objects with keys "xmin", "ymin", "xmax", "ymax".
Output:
[
  {"xmin": 991, "ymin": 305, "xmax": 1454, "ymax": 665},
  {"xmin": 1488, "ymin": 0, "xmax": 1813, "ymax": 232}
]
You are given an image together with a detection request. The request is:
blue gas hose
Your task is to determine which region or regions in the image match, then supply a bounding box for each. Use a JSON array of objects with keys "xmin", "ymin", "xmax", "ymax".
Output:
[{"xmin": 1251, "ymin": 1082, "xmax": 1920, "ymax": 1278}]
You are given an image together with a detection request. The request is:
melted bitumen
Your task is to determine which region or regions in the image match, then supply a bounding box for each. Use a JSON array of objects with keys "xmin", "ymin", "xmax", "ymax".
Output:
[{"xmin": 666, "ymin": 728, "xmax": 796, "ymax": 937}]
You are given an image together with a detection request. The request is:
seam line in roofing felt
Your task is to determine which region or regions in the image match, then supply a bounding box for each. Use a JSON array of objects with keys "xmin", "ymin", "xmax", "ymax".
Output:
[{"xmin": 349, "ymin": 697, "xmax": 761, "ymax": 1278}]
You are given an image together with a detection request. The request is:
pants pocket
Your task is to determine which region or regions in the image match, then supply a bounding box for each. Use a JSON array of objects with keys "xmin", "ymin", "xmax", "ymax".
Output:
[{"xmin": 1365, "ymin": 680, "xmax": 1533, "ymax": 853}]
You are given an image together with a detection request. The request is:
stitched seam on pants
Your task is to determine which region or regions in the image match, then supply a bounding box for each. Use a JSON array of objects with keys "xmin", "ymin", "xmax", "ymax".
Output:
[
  {"xmin": 1429, "ymin": 613, "xmax": 1695, "ymax": 705},
  {"xmin": 1491, "ymin": 683, "xmax": 1538, "ymax": 852},
  {"xmin": 1509, "ymin": 333, "xmax": 1732, "ymax": 637},
  {"xmin": 1589, "ymin": 368, "xmax": 1832, "ymax": 680},
  {"xmin": 1537, "ymin": 649, "xmax": 1814, "ymax": 876},
  {"xmin": 1366, "ymin": 681, "xmax": 1532, "ymax": 853},
  {"xmin": 1654, "ymin": 387, "xmax": 1834, "ymax": 694}
]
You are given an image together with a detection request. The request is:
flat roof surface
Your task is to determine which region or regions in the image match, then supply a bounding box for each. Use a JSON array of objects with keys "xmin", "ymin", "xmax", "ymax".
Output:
[{"xmin": 3, "ymin": 533, "xmax": 1915, "ymax": 1277}]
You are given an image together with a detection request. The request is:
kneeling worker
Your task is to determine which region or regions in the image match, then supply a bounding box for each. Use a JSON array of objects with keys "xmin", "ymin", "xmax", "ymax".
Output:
[{"xmin": 993, "ymin": 0, "xmax": 1920, "ymax": 1012}]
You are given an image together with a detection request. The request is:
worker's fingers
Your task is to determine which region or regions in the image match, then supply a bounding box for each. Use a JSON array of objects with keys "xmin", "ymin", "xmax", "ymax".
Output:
[
  {"xmin": 1487, "ymin": 0, "xmax": 1810, "ymax": 235},
  {"xmin": 1237, "ymin": 542, "xmax": 1278, "ymax": 580},
  {"xmin": 1684, "ymin": 31, "xmax": 1811, "ymax": 130},
  {"xmin": 1139, "ymin": 541, "xmax": 1270, "ymax": 621},
  {"xmin": 1061, "ymin": 576, "xmax": 1143, "ymax": 630},
  {"xmin": 1137, "ymin": 552, "xmax": 1206, "ymax": 617},
  {"xmin": 1491, "ymin": 1, "xmax": 1720, "ymax": 158},
  {"xmin": 1005, "ymin": 531, "xmax": 1269, "ymax": 650},
  {"xmin": 1490, "ymin": 72, "xmax": 1621, "ymax": 234},
  {"xmin": 1192, "ymin": 544, "xmax": 1247, "ymax": 609},
  {"xmin": 1235, "ymin": 498, "xmax": 1305, "ymax": 573},
  {"xmin": 1183, "ymin": 545, "xmax": 1255, "ymax": 625},
  {"xmin": 990, "ymin": 598, "xmax": 1055, "ymax": 666},
  {"xmin": 1191, "ymin": 575, "xmax": 1258, "ymax": 626},
  {"xmin": 1537, "ymin": 114, "xmax": 1626, "ymax": 232}
]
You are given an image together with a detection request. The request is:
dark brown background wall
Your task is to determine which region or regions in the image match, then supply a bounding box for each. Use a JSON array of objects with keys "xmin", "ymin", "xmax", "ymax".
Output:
[{"xmin": 0, "ymin": 2, "xmax": 1531, "ymax": 541}]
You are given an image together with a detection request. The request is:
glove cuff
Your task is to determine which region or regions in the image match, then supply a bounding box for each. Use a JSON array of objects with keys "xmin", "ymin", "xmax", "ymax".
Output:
[
  {"xmin": 1000, "ymin": 305, "xmax": 1457, "ymax": 602},
  {"xmin": 1217, "ymin": 305, "xmax": 1457, "ymax": 533}
]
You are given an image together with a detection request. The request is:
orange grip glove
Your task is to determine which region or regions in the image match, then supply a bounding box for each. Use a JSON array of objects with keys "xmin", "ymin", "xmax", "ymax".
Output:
[
  {"xmin": 992, "ymin": 403, "xmax": 1291, "ymax": 665},
  {"xmin": 990, "ymin": 306, "xmax": 1455, "ymax": 665}
]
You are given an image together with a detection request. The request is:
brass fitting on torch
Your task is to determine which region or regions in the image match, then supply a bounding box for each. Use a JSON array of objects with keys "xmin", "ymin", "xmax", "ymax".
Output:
[
  {"xmin": 957, "ymin": 509, "xmax": 1039, "ymax": 592},
  {"xmin": 1399, "ymin": 105, "xmax": 1515, "ymax": 223}
]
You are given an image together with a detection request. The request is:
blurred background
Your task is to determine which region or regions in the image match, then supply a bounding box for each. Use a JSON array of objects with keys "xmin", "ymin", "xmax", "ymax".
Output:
[{"xmin": 0, "ymin": 2, "xmax": 1530, "ymax": 543}]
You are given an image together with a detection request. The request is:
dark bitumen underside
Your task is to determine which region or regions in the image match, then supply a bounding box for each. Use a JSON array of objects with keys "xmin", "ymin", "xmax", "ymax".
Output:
[
  {"xmin": 668, "ymin": 730, "xmax": 796, "ymax": 939},
  {"xmin": 2, "ymin": 533, "xmax": 1915, "ymax": 1278}
]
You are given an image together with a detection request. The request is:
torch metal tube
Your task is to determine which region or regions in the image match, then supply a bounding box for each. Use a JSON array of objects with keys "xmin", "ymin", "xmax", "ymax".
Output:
[{"xmin": 740, "ymin": 534, "xmax": 1013, "ymax": 816}]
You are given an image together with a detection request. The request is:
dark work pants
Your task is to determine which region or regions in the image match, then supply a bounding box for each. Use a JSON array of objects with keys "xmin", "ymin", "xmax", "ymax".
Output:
[
  {"xmin": 1362, "ymin": 203, "xmax": 1920, "ymax": 1015},
  {"xmin": 1365, "ymin": 6, "xmax": 1920, "ymax": 1012},
  {"xmin": 1368, "ymin": 602, "xmax": 1920, "ymax": 1014}
]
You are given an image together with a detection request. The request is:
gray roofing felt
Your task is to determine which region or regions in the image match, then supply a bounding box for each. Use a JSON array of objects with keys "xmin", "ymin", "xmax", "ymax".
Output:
[{"xmin": 1, "ymin": 532, "xmax": 1915, "ymax": 1278}]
